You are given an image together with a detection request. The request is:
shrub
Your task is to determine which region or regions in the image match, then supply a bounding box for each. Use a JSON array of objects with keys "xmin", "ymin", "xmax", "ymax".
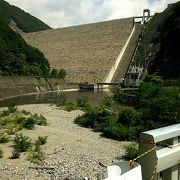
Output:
[
  {"xmin": 28, "ymin": 144, "xmax": 44, "ymax": 164},
  {"xmin": 35, "ymin": 136, "xmax": 48, "ymax": 146},
  {"xmin": 63, "ymin": 103, "xmax": 77, "ymax": 111},
  {"xmin": 123, "ymin": 142, "xmax": 139, "ymax": 160},
  {"xmin": 0, "ymin": 110, "xmax": 10, "ymax": 117},
  {"xmin": 112, "ymin": 87, "xmax": 136, "ymax": 105},
  {"xmin": 112, "ymin": 87, "xmax": 126, "ymax": 102},
  {"xmin": 58, "ymin": 68, "xmax": 66, "ymax": 78},
  {"xmin": 76, "ymin": 96, "xmax": 89, "ymax": 108},
  {"xmin": 13, "ymin": 133, "xmax": 32, "ymax": 152},
  {"xmin": 11, "ymin": 149, "xmax": 20, "ymax": 159},
  {"xmin": 0, "ymin": 148, "xmax": 3, "ymax": 158},
  {"xmin": 15, "ymin": 115, "xmax": 26, "ymax": 125},
  {"xmin": 75, "ymin": 106, "xmax": 115, "ymax": 131},
  {"xmin": 101, "ymin": 95, "xmax": 114, "ymax": 107},
  {"xmin": 74, "ymin": 107, "xmax": 97, "ymax": 128},
  {"xmin": 103, "ymin": 124, "xmax": 137, "ymax": 140},
  {"xmin": 6, "ymin": 127, "xmax": 19, "ymax": 135},
  {"xmin": 33, "ymin": 114, "xmax": 47, "ymax": 126},
  {"xmin": 0, "ymin": 132, "xmax": 9, "ymax": 143},
  {"xmin": 21, "ymin": 110, "xmax": 31, "ymax": 115},
  {"xmin": 15, "ymin": 115, "xmax": 35, "ymax": 130},
  {"xmin": 22, "ymin": 117, "xmax": 36, "ymax": 130},
  {"xmin": 8, "ymin": 104, "xmax": 17, "ymax": 113},
  {"xmin": 117, "ymin": 109, "xmax": 142, "ymax": 128}
]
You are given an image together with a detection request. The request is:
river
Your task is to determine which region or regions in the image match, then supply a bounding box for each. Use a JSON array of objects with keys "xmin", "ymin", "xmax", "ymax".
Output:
[{"xmin": 0, "ymin": 89, "xmax": 112, "ymax": 107}]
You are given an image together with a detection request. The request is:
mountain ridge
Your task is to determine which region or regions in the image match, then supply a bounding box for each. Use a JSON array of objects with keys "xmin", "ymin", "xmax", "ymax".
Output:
[{"xmin": 0, "ymin": 0, "xmax": 51, "ymax": 33}]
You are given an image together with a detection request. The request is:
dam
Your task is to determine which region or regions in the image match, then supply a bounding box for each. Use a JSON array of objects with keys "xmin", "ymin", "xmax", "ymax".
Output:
[{"xmin": 23, "ymin": 17, "xmax": 141, "ymax": 84}]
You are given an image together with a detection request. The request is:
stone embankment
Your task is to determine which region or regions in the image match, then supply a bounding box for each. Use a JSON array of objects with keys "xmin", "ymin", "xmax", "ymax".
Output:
[
  {"xmin": 0, "ymin": 104, "xmax": 126, "ymax": 179},
  {"xmin": 0, "ymin": 76, "xmax": 77, "ymax": 100},
  {"xmin": 23, "ymin": 18, "xmax": 134, "ymax": 84}
]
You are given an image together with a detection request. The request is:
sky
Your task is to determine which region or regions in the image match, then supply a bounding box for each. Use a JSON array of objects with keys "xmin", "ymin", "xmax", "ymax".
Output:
[{"xmin": 5, "ymin": 0, "xmax": 179, "ymax": 28}]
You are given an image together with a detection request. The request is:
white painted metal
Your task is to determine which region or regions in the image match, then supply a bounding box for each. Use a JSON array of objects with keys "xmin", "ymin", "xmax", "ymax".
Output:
[
  {"xmin": 138, "ymin": 123, "xmax": 180, "ymax": 180},
  {"xmin": 104, "ymin": 161, "xmax": 142, "ymax": 180}
]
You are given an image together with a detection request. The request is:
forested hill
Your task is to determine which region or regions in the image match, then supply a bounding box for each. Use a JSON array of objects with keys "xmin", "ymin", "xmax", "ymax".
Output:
[
  {"xmin": 0, "ymin": 0, "xmax": 51, "ymax": 32},
  {"xmin": 136, "ymin": 1, "xmax": 180, "ymax": 81},
  {"xmin": 0, "ymin": 20, "xmax": 50, "ymax": 76}
]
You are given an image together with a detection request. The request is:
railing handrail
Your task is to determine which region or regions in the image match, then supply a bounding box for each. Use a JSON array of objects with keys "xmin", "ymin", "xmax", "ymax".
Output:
[
  {"xmin": 140, "ymin": 123, "xmax": 180, "ymax": 143},
  {"xmin": 138, "ymin": 123, "xmax": 180, "ymax": 180}
]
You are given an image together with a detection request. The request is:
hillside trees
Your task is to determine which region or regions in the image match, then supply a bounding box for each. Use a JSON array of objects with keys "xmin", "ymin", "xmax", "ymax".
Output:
[
  {"xmin": 133, "ymin": 1, "xmax": 180, "ymax": 81},
  {"xmin": 0, "ymin": 0, "xmax": 51, "ymax": 32},
  {"xmin": 50, "ymin": 68, "xmax": 67, "ymax": 78},
  {"xmin": 136, "ymin": 81, "xmax": 180, "ymax": 129},
  {"xmin": 0, "ymin": 20, "xmax": 66, "ymax": 78}
]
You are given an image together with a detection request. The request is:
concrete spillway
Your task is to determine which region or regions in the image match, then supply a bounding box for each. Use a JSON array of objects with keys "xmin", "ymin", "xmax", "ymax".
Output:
[{"xmin": 111, "ymin": 23, "xmax": 142, "ymax": 82}]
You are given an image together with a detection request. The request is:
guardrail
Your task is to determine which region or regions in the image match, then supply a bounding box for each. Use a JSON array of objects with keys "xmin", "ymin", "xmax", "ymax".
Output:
[{"xmin": 138, "ymin": 123, "xmax": 180, "ymax": 180}]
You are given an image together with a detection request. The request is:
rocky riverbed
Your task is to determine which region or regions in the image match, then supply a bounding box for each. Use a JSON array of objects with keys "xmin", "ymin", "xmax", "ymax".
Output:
[{"xmin": 0, "ymin": 104, "xmax": 127, "ymax": 179}]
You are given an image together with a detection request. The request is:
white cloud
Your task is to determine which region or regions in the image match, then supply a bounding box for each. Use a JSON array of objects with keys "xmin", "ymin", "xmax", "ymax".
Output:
[{"xmin": 5, "ymin": 0, "xmax": 179, "ymax": 28}]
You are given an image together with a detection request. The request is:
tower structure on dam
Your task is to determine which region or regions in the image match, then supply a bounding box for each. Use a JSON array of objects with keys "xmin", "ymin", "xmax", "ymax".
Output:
[{"xmin": 143, "ymin": 9, "xmax": 151, "ymax": 23}]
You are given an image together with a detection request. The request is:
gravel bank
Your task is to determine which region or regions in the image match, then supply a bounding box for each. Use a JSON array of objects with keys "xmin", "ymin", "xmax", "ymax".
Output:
[{"xmin": 0, "ymin": 104, "xmax": 127, "ymax": 180}]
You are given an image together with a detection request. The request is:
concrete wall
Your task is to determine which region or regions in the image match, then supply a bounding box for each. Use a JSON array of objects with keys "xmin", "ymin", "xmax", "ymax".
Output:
[
  {"xmin": 104, "ymin": 23, "xmax": 136, "ymax": 83},
  {"xmin": 0, "ymin": 76, "xmax": 78, "ymax": 100}
]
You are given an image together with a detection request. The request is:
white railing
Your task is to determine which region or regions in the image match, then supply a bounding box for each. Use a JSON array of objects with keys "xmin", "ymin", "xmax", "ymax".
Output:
[
  {"xmin": 138, "ymin": 123, "xmax": 180, "ymax": 180},
  {"xmin": 104, "ymin": 124, "xmax": 180, "ymax": 180}
]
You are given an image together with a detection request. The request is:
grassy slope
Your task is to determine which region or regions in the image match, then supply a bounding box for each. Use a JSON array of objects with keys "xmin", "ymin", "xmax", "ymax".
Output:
[{"xmin": 0, "ymin": 0, "xmax": 51, "ymax": 32}]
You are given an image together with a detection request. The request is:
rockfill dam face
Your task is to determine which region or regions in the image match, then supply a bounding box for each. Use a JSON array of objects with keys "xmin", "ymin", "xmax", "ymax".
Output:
[{"xmin": 23, "ymin": 18, "xmax": 135, "ymax": 84}]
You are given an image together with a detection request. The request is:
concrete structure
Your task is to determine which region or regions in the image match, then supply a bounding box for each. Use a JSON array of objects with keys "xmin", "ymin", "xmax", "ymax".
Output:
[
  {"xmin": 143, "ymin": 9, "xmax": 151, "ymax": 22},
  {"xmin": 111, "ymin": 23, "xmax": 142, "ymax": 83},
  {"xmin": 124, "ymin": 66, "xmax": 143, "ymax": 87},
  {"xmin": 0, "ymin": 76, "xmax": 77, "ymax": 100}
]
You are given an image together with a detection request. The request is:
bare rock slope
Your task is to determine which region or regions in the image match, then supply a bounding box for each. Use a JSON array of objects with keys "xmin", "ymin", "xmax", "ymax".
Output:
[{"xmin": 23, "ymin": 18, "xmax": 133, "ymax": 83}]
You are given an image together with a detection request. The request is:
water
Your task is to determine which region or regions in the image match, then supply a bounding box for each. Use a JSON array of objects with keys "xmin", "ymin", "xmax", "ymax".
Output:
[{"xmin": 0, "ymin": 90, "xmax": 112, "ymax": 107}]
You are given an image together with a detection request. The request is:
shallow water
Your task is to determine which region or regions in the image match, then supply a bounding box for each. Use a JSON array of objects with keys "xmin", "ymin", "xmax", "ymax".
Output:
[{"xmin": 0, "ymin": 89, "xmax": 112, "ymax": 107}]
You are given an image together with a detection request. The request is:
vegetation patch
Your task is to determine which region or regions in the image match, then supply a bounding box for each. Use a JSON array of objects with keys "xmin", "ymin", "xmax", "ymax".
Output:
[
  {"xmin": 122, "ymin": 142, "xmax": 139, "ymax": 160},
  {"xmin": 13, "ymin": 133, "xmax": 32, "ymax": 152},
  {"xmin": 0, "ymin": 148, "xmax": 3, "ymax": 158},
  {"xmin": 0, "ymin": 105, "xmax": 48, "ymax": 134},
  {"xmin": 0, "ymin": 132, "xmax": 9, "ymax": 143},
  {"xmin": 35, "ymin": 136, "xmax": 48, "ymax": 146},
  {"xmin": 0, "ymin": 0, "xmax": 51, "ymax": 33},
  {"xmin": 11, "ymin": 133, "xmax": 48, "ymax": 162},
  {"xmin": 0, "ymin": 105, "xmax": 48, "ymax": 162},
  {"xmin": 0, "ymin": 20, "xmax": 66, "ymax": 78},
  {"xmin": 74, "ymin": 79, "xmax": 180, "ymax": 141},
  {"xmin": 57, "ymin": 96, "xmax": 91, "ymax": 112},
  {"xmin": 27, "ymin": 143, "xmax": 45, "ymax": 164}
]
